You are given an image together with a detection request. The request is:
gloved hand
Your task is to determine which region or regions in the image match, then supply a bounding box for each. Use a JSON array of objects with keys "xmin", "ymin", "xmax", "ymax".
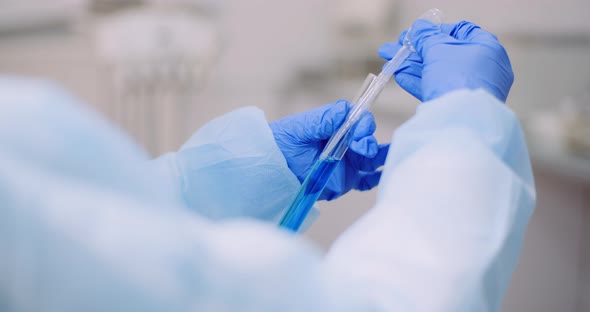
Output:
[
  {"xmin": 270, "ymin": 100, "xmax": 389, "ymax": 201},
  {"xmin": 379, "ymin": 20, "xmax": 514, "ymax": 102}
]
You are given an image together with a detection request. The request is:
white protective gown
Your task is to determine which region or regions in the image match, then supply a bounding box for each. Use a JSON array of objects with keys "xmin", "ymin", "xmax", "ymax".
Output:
[{"xmin": 0, "ymin": 78, "xmax": 535, "ymax": 311}]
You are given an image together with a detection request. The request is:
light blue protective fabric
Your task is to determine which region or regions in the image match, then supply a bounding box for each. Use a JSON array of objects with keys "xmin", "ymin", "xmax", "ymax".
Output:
[
  {"xmin": 325, "ymin": 89, "xmax": 536, "ymax": 311},
  {"xmin": 150, "ymin": 107, "xmax": 320, "ymax": 224},
  {"xmin": 0, "ymin": 78, "xmax": 174, "ymax": 206},
  {"xmin": 0, "ymin": 79, "xmax": 535, "ymax": 312}
]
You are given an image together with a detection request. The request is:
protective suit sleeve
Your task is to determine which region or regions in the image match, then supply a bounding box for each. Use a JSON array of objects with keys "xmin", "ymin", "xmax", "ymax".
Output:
[
  {"xmin": 0, "ymin": 79, "xmax": 336, "ymax": 311},
  {"xmin": 0, "ymin": 79, "xmax": 534, "ymax": 312},
  {"xmin": 0, "ymin": 154, "xmax": 350, "ymax": 312},
  {"xmin": 324, "ymin": 89, "xmax": 536, "ymax": 311},
  {"xmin": 149, "ymin": 107, "xmax": 319, "ymax": 226}
]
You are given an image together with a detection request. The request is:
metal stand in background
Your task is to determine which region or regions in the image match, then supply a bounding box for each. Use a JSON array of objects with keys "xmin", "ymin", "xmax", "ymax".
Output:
[{"xmin": 95, "ymin": 2, "xmax": 220, "ymax": 155}]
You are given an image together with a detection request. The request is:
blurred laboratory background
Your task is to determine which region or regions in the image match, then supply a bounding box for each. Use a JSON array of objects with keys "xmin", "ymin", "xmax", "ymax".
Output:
[{"xmin": 0, "ymin": 0, "xmax": 588, "ymax": 310}]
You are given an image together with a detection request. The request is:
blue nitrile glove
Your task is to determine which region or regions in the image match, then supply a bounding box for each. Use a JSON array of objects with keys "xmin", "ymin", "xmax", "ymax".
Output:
[
  {"xmin": 270, "ymin": 100, "xmax": 389, "ymax": 201},
  {"xmin": 379, "ymin": 20, "xmax": 514, "ymax": 102}
]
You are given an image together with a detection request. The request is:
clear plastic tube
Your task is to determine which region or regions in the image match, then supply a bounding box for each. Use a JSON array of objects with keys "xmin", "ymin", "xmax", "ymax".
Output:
[
  {"xmin": 279, "ymin": 8, "xmax": 444, "ymax": 232},
  {"xmin": 278, "ymin": 73, "xmax": 376, "ymax": 232}
]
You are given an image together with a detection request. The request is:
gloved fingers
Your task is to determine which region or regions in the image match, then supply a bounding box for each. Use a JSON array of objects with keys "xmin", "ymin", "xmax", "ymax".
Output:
[
  {"xmin": 383, "ymin": 49, "xmax": 423, "ymax": 99},
  {"xmin": 446, "ymin": 21, "xmax": 499, "ymax": 43},
  {"xmin": 379, "ymin": 29, "xmax": 424, "ymax": 99},
  {"xmin": 354, "ymin": 170, "xmax": 383, "ymax": 191},
  {"xmin": 379, "ymin": 31, "xmax": 422, "ymax": 73},
  {"xmin": 381, "ymin": 44, "xmax": 423, "ymax": 77},
  {"xmin": 378, "ymin": 30, "xmax": 409, "ymax": 57},
  {"xmin": 378, "ymin": 42, "xmax": 398, "ymax": 60},
  {"xmin": 378, "ymin": 29, "xmax": 410, "ymax": 58},
  {"xmin": 393, "ymin": 50, "xmax": 422, "ymax": 75},
  {"xmin": 439, "ymin": 23, "xmax": 457, "ymax": 36},
  {"xmin": 306, "ymin": 99, "xmax": 350, "ymax": 141},
  {"xmin": 380, "ymin": 30, "xmax": 419, "ymax": 62},
  {"xmin": 350, "ymin": 112, "xmax": 378, "ymax": 157},
  {"xmin": 321, "ymin": 189, "xmax": 340, "ymax": 201},
  {"xmin": 397, "ymin": 29, "xmax": 409, "ymax": 45},
  {"xmin": 407, "ymin": 19, "xmax": 457, "ymax": 57},
  {"xmin": 396, "ymin": 73, "xmax": 423, "ymax": 100},
  {"xmin": 349, "ymin": 135, "xmax": 378, "ymax": 158},
  {"xmin": 351, "ymin": 112, "xmax": 376, "ymax": 140},
  {"xmin": 322, "ymin": 166, "xmax": 346, "ymax": 201},
  {"xmin": 356, "ymin": 143, "xmax": 389, "ymax": 171},
  {"xmin": 408, "ymin": 21, "xmax": 498, "ymax": 54},
  {"xmin": 378, "ymin": 35, "xmax": 424, "ymax": 100}
]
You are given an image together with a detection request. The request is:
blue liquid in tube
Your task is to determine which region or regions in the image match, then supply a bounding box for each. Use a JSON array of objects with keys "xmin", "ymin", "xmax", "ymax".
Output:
[
  {"xmin": 278, "ymin": 8, "xmax": 444, "ymax": 233},
  {"xmin": 279, "ymin": 158, "xmax": 339, "ymax": 232}
]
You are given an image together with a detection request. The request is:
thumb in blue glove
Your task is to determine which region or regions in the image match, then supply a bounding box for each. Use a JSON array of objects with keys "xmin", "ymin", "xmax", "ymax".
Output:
[
  {"xmin": 379, "ymin": 20, "xmax": 514, "ymax": 102},
  {"xmin": 270, "ymin": 100, "xmax": 389, "ymax": 201}
]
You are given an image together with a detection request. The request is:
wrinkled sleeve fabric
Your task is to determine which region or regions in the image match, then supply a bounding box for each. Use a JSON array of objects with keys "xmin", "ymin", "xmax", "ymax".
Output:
[
  {"xmin": 0, "ymin": 79, "xmax": 333, "ymax": 311},
  {"xmin": 0, "ymin": 79, "xmax": 534, "ymax": 312},
  {"xmin": 149, "ymin": 107, "xmax": 319, "ymax": 226},
  {"xmin": 324, "ymin": 89, "xmax": 536, "ymax": 311}
]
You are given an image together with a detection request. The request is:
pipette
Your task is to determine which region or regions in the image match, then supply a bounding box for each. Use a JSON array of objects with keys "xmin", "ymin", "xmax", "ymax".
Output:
[{"xmin": 279, "ymin": 8, "xmax": 444, "ymax": 232}]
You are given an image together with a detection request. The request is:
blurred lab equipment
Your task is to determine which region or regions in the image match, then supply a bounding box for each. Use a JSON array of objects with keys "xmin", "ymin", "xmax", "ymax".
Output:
[
  {"xmin": 528, "ymin": 92, "xmax": 590, "ymax": 159},
  {"xmin": 561, "ymin": 93, "xmax": 590, "ymax": 158},
  {"xmin": 331, "ymin": 0, "xmax": 398, "ymax": 78},
  {"xmin": 95, "ymin": 1, "xmax": 220, "ymax": 155},
  {"xmin": 278, "ymin": 8, "xmax": 443, "ymax": 232},
  {"xmin": 0, "ymin": 0, "xmax": 88, "ymax": 34}
]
